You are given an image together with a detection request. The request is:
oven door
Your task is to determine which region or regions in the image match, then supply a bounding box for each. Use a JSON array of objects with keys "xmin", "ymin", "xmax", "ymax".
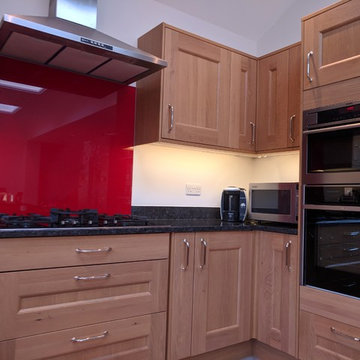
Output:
[
  {"xmin": 304, "ymin": 208, "xmax": 360, "ymax": 298},
  {"xmin": 302, "ymin": 122, "xmax": 360, "ymax": 184}
]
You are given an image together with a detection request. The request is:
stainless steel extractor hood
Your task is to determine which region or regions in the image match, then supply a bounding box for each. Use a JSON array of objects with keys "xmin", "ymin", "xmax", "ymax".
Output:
[{"xmin": 0, "ymin": 0, "xmax": 167, "ymax": 85}]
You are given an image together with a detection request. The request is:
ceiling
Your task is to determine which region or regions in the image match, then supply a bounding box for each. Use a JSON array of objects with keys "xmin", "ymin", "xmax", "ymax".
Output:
[{"xmin": 154, "ymin": 0, "xmax": 298, "ymax": 42}]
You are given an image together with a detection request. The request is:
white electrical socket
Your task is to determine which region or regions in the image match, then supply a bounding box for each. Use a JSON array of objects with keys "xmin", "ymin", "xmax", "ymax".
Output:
[{"xmin": 185, "ymin": 183, "xmax": 201, "ymax": 196}]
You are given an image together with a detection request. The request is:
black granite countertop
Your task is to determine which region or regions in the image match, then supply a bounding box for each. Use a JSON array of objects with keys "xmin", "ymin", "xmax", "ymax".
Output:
[{"xmin": 0, "ymin": 219, "xmax": 297, "ymax": 238}]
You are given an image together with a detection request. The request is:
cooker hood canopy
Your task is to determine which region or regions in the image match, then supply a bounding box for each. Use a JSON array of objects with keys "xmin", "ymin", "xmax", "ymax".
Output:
[{"xmin": 0, "ymin": 0, "xmax": 167, "ymax": 85}]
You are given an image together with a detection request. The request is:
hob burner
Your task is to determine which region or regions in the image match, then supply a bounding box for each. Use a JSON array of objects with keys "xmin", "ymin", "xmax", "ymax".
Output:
[{"xmin": 0, "ymin": 209, "xmax": 148, "ymax": 229}]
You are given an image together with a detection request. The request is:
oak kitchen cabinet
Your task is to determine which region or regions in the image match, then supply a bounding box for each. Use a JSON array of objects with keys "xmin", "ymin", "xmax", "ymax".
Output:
[
  {"xmin": 302, "ymin": 0, "xmax": 360, "ymax": 110},
  {"xmin": 254, "ymin": 231, "xmax": 299, "ymax": 357},
  {"xmin": 303, "ymin": 0, "xmax": 360, "ymax": 91},
  {"xmin": 0, "ymin": 234, "xmax": 169, "ymax": 360},
  {"xmin": 299, "ymin": 286, "xmax": 360, "ymax": 360},
  {"xmin": 135, "ymin": 23, "xmax": 257, "ymax": 152},
  {"xmin": 256, "ymin": 43, "xmax": 301, "ymax": 151},
  {"xmin": 167, "ymin": 231, "xmax": 253, "ymax": 360}
]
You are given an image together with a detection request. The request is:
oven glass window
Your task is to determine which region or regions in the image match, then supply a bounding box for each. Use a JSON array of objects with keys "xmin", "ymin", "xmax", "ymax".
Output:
[
  {"xmin": 251, "ymin": 190, "xmax": 290, "ymax": 214},
  {"xmin": 304, "ymin": 209, "xmax": 360, "ymax": 298},
  {"xmin": 307, "ymin": 127, "xmax": 360, "ymax": 173}
]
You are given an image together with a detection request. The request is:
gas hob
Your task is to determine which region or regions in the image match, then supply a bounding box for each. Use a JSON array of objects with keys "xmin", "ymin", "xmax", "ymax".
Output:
[{"xmin": 0, "ymin": 208, "xmax": 148, "ymax": 229}]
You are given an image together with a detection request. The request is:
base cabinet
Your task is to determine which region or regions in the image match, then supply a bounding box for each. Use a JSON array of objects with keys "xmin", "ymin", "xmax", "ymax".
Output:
[
  {"xmin": 0, "ymin": 234, "xmax": 170, "ymax": 360},
  {"xmin": 167, "ymin": 231, "xmax": 253, "ymax": 360},
  {"xmin": 0, "ymin": 313, "xmax": 166, "ymax": 360},
  {"xmin": 254, "ymin": 231, "xmax": 298, "ymax": 357},
  {"xmin": 299, "ymin": 311, "xmax": 360, "ymax": 360}
]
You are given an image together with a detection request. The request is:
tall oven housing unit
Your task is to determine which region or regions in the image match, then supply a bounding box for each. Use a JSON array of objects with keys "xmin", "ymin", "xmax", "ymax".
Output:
[{"xmin": 302, "ymin": 102, "xmax": 360, "ymax": 298}]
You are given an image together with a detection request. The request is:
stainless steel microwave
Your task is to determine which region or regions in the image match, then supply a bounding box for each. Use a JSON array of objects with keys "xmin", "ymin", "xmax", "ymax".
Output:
[{"xmin": 248, "ymin": 182, "xmax": 298, "ymax": 224}]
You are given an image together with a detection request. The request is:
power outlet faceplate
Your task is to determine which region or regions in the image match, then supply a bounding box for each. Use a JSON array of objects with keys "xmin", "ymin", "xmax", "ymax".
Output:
[{"xmin": 185, "ymin": 183, "xmax": 201, "ymax": 196}]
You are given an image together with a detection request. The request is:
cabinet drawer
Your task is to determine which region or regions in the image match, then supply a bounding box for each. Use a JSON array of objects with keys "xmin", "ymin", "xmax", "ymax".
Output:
[
  {"xmin": 0, "ymin": 312, "xmax": 166, "ymax": 360},
  {"xmin": 0, "ymin": 233, "xmax": 169, "ymax": 271},
  {"xmin": 0, "ymin": 260, "xmax": 168, "ymax": 340},
  {"xmin": 299, "ymin": 311, "xmax": 360, "ymax": 360}
]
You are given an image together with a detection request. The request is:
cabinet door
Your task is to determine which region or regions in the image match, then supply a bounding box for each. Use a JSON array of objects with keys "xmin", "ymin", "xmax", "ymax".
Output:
[
  {"xmin": 257, "ymin": 50, "xmax": 289, "ymax": 151},
  {"xmin": 287, "ymin": 44, "xmax": 301, "ymax": 148},
  {"xmin": 191, "ymin": 231, "xmax": 253, "ymax": 356},
  {"xmin": 299, "ymin": 311, "xmax": 360, "ymax": 360},
  {"xmin": 162, "ymin": 29, "xmax": 231, "ymax": 147},
  {"xmin": 167, "ymin": 233, "xmax": 195, "ymax": 360},
  {"xmin": 303, "ymin": 0, "xmax": 360, "ymax": 90},
  {"xmin": 255, "ymin": 231, "xmax": 298, "ymax": 357},
  {"xmin": 228, "ymin": 52, "xmax": 257, "ymax": 151}
]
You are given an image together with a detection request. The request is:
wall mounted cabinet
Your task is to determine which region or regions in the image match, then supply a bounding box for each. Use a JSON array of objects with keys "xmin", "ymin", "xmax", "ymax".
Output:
[
  {"xmin": 256, "ymin": 43, "xmax": 301, "ymax": 152},
  {"xmin": 302, "ymin": 0, "xmax": 360, "ymax": 110},
  {"xmin": 303, "ymin": 0, "xmax": 360, "ymax": 91},
  {"xmin": 136, "ymin": 23, "xmax": 257, "ymax": 152},
  {"xmin": 167, "ymin": 231, "xmax": 253, "ymax": 360}
]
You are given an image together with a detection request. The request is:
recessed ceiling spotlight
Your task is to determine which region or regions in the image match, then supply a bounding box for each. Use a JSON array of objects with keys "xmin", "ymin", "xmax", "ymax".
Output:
[
  {"xmin": 0, "ymin": 79, "xmax": 45, "ymax": 94},
  {"xmin": 0, "ymin": 103, "xmax": 20, "ymax": 114}
]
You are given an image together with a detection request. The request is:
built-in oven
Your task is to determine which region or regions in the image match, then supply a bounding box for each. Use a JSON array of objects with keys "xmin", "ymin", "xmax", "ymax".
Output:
[
  {"xmin": 302, "ymin": 102, "xmax": 360, "ymax": 184},
  {"xmin": 303, "ymin": 185, "xmax": 360, "ymax": 298}
]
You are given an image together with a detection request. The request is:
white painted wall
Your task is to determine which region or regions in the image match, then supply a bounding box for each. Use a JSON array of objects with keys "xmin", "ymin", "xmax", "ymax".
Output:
[
  {"xmin": 132, "ymin": 144, "xmax": 300, "ymax": 207},
  {"xmin": 0, "ymin": 0, "xmax": 257, "ymax": 55},
  {"xmin": 97, "ymin": 0, "xmax": 257, "ymax": 55},
  {"xmin": 252, "ymin": 152, "xmax": 300, "ymax": 183},
  {"xmin": 132, "ymin": 144, "xmax": 255, "ymax": 207},
  {"xmin": 257, "ymin": 0, "xmax": 339, "ymax": 55}
]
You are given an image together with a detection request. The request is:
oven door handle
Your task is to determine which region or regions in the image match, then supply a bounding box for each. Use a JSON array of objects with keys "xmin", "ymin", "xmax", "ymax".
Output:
[
  {"xmin": 304, "ymin": 204, "xmax": 360, "ymax": 212},
  {"xmin": 303, "ymin": 121, "xmax": 360, "ymax": 134}
]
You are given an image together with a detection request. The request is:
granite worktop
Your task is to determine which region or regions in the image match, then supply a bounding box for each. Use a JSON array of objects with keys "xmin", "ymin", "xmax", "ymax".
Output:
[{"xmin": 0, "ymin": 207, "xmax": 298, "ymax": 238}]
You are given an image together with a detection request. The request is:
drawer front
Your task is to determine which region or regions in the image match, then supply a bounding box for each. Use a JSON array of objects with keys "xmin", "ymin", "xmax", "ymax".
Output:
[
  {"xmin": 299, "ymin": 311, "xmax": 360, "ymax": 360},
  {"xmin": 0, "ymin": 312, "xmax": 166, "ymax": 360},
  {"xmin": 0, "ymin": 260, "xmax": 168, "ymax": 340},
  {"xmin": 0, "ymin": 233, "xmax": 169, "ymax": 271}
]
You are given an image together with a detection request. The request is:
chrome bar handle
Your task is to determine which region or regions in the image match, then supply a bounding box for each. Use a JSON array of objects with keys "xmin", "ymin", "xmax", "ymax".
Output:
[
  {"xmin": 71, "ymin": 330, "xmax": 109, "ymax": 343},
  {"xmin": 304, "ymin": 122, "xmax": 360, "ymax": 135},
  {"xmin": 250, "ymin": 122, "xmax": 256, "ymax": 144},
  {"xmin": 344, "ymin": 231, "xmax": 360, "ymax": 237},
  {"xmin": 330, "ymin": 327, "xmax": 360, "ymax": 342},
  {"xmin": 74, "ymin": 273, "xmax": 110, "ymax": 281},
  {"xmin": 289, "ymin": 115, "xmax": 296, "ymax": 142},
  {"xmin": 343, "ymin": 247, "xmax": 360, "ymax": 252},
  {"xmin": 285, "ymin": 241, "xmax": 292, "ymax": 271},
  {"xmin": 180, "ymin": 239, "xmax": 190, "ymax": 271},
  {"xmin": 306, "ymin": 51, "xmax": 313, "ymax": 82},
  {"xmin": 75, "ymin": 247, "xmax": 112, "ymax": 253},
  {"xmin": 168, "ymin": 104, "xmax": 174, "ymax": 132},
  {"xmin": 200, "ymin": 238, "xmax": 207, "ymax": 269}
]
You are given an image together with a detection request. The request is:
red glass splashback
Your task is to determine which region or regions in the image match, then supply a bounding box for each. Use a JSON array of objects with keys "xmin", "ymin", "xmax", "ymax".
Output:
[{"xmin": 0, "ymin": 57, "xmax": 134, "ymax": 215}]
